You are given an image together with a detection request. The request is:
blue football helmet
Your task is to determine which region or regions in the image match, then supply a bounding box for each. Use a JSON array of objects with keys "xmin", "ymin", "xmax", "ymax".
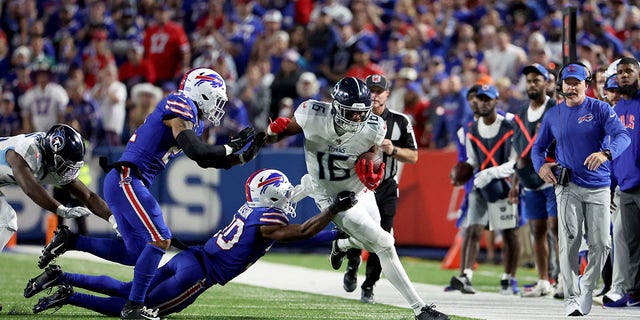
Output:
[
  {"xmin": 331, "ymin": 77, "xmax": 372, "ymax": 132},
  {"xmin": 39, "ymin": 124, "xmax": 85, "ymax": 184},
  {"xmin": 245, "ymin": 169, "xmax": 297, "ymax": 217}
]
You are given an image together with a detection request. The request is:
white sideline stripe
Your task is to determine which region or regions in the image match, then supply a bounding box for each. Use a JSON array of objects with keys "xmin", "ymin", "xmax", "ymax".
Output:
[{"xmin": 8, "ymin": 246, "xmax": 640, "ymax": 320}]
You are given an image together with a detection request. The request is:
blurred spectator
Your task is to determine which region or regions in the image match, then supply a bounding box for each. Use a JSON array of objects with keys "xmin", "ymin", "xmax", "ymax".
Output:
[
  {"xmin": 111, "ymin": 6, "xmax": 144, "ymax": 65},
  {"xmin": 484, "ymin": 26, "xmax": 528, "ymax": 85},
  {"xmin": 143, "ymin": 3, "xmax": 191, "ymax": 86},
  {"xmin": 208, "ymin": 97, "xmax": 250, "ymax": 146},
  {"xmin": 402, "ymin": 82, "xmax": 431, "ymax": 148},
  {"xmin": 127, "ymin": 82, "xmax": 162, "ymax": 133},
  {"xmin": 319, "ymin": 18, "xmax": 357, "ymax": 85},
  {"xmin": 345, "ymin": 41, "xmax": 383, "ymax": 79},
  {"xmin": 192, "ymin": 36, "xmax": 238, "ymax": 89},
  {"xmin": 49, "ymin": 4, "xmax": 83, "ymax": 47},
  {"xmin": 251, "ymin": 9, "xmax": 284, "ymax": 63},
  {"xmin": 53, "ymin": 35, "xmax": 82, "ymax": 84},
  {"xmin": 430, "ymin": 74, "xmax": 473, "ymax": 150},
  {"xmin": 235, "ymin": 60, "xmax": 272, "ymax": 131},
  {"xmin": 20, "ymin": 61, "xmax": 67, "ymax": 133},
  {"xmin": 388, "ymin": 66, "xmax": 417, "ymax": 113},
  {"xmin": 293, "ymin": 72, "xmax": 322, "ymax": 108},
  {"xmin": 118, "ymin": 43, "xmax": 156, "ymax": 90},
  {"xmin": 91, "ymin": 63, "xmax": 126, "ymax": 146},
  {"xmin": 27, "ymin": 20, "xmax": 56, "ymax": 65},
  {"xmin": 625, "ymin": 24, "xmax": 640, "ymax": 58},
  {"xmin": 64, "ymin": 78, "xmax": 103, "ymax": 146},
  {"xmin": 495, "ymin": 77, "xmax": 524, "ymax": 115},
  {"xmin": 306, "ymin": 8, "xmax": 338, "ymax": 73},
  {"xmin": 265, "ymin": 30, "xmax": 292, "ymax": 74},
  {"xmin": 269, "ymin": 49, "xmax": 303, "ymax": 119},
  {"xmin": 79, "ymin": 0, "xmax": 116, "ymax": 42},
  {"xmin": 82, "ymin": 28, "xmax": 116, "ymax": 88},
  {"xmin": 0, "ymin": 91, "xmax": 22, "ymax": 136},
  {"xmin": 378, "ymin": 32, "xmax": 408, "ymax": 78},
  {"xmin": 0, "ymin": 31, "xmax": 10, "ymax": 82}
]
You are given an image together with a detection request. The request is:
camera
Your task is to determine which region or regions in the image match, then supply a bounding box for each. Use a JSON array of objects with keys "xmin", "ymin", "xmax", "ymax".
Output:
[{"xmin": 553, "ymin": 165, "xmax": 570, "ymax": 186}]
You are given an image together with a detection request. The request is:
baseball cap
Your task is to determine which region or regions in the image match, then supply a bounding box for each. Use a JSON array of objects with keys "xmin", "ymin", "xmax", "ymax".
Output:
[
  {"xmin": 397, "ymin": 67, "xmax": 417, "ymax": 81},
  {"xmin": 476, "ymin": 84, "xmax": 499, "ymax": 99},
  {"xmin": 355, "ymin": 41, "xmax": 371, "ymax": 54},
  {"xmin": 1, "ymin": 91, "xmax": 14, "ymax": 103},
  {"xmin": 522, "ymin": 63, "xmax": 549, "ymax": 80},
  {"xmin": 263, "ymin": 9, "xmax": 282, "ymax": 23},
  {"xmin": 561, "ymin": 63, "xmax": 589, "ymax": 81},
  {"xmin": 604, "ymin": 74, "xmax": 619, "ymax": 90},
  {"xmin": 365, "ymin": 74, "xmax": 390, "ymax": 90}
]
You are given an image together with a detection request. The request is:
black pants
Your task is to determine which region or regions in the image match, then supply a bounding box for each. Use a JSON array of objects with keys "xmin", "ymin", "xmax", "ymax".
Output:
[{"xmin": 346, "ymin": 178, "xmax": 398, "ymax": 289}]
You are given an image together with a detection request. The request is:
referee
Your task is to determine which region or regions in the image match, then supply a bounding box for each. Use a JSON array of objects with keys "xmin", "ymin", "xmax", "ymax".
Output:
[{"xmin": 343, "ymin": 74, "xmax": 419, "ymax": 303}]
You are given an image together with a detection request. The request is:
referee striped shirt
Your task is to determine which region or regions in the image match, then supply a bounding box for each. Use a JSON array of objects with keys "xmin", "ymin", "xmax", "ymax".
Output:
[{"xmin": 378, "ymin": 108, "xmax": 418, "ymax": 182}]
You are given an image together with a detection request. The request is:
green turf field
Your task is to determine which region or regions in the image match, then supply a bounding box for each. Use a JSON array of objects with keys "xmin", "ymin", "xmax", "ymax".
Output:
[{"xmin": 0, "ymin": 251, "xmax": 540, "ymax": 319}]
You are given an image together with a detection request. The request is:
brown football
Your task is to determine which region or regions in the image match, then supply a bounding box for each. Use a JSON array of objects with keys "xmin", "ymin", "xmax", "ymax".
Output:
[
  {"xmin": 450, "ymin": 161, "xmax": 474, "ymax": 185},
  {"xmin": 357, "ymin": 151, "xmax": 383, "ymax": 172}
]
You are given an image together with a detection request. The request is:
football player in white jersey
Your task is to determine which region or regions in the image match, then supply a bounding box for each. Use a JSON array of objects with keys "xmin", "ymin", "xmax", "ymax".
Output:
[
  {"xmin": 265, "ymin": 77, "xmax": 450, "ymax": 320},
  {"xmin": 0, "ymin": 124, "xmax": 113, "ymax": 251}
]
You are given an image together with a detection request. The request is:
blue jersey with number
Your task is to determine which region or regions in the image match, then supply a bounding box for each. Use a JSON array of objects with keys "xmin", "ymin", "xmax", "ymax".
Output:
[
  {"xmin": 119, "ymin": 91, "xmax": 203, "ymax": 186},
  {"xmin": 201, "ymin": 203, "xmax": 288, "ymax": 285}
]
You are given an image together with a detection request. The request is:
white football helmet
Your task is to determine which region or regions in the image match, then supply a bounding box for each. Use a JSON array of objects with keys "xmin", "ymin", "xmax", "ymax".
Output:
[
  {"xmin": 245, "ymin": 169, "xmax": 297, "ymax": 217},
  {"xmin": 179, "ymin": 68, "xmax": 228, "ymax": 126}
]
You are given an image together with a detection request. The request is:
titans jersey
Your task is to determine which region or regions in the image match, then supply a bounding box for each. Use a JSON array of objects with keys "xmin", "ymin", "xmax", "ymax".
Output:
[
  {"xmin": 295, "ymin": 100, "xmax": 386, "ymax": 197},
  {"xmin": 202, "ymin": 204, "xmax": 288, "ymax": 285},
  {"xmin": 119, "ymin": 92, "xmax": 203, "ymax": 186},
  {"xmin": 0, "ymin": 133, "xmax": 63, "ymax": 187}
]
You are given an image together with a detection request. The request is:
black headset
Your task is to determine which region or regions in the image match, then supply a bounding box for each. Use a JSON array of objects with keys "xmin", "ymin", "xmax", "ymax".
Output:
[{"xmin": 555, "ymin": 61, "xmax": 592, "ymax": 96}]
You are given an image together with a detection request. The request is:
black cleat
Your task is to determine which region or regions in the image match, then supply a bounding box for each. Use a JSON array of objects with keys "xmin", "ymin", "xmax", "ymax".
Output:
[
  {"xmin": 25, "ymin": 265, "xmax": 63, "ymax": 298},
  {"xmin": 416, "ymin": 304, "xmax": 450, "ymax": 320},
  {"xmin": 329, "ymin": 240, "xmax": 347, "ymax": 270},
  {"xmin": 38, "ymin": 225, "xmax": 77, "ymax": 269},
  {"xmin": 343, "ymin": 255, "xmax": 360, "ymax": 292},
  {"xmin": 361, "ymin": 287, "xmax": 375, "ymax": 303},
  {"xmin": 32, "ymin": 284, "xmax": 73, "ymax": 314},
  {"xmin": 449, "ymin": 275, "xmax": 476, "ymax": 294},
  {"xmin": 120, "ymin": 304, "xmax": 160, "ymax": 320}
]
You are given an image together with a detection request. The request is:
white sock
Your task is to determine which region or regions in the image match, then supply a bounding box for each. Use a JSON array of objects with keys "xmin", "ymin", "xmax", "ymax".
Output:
[
  {"xmin": 377, "ymin": 247, "xmax": 425, "ymax": 315},
  {"xmin": 502, "ymin": 273, "xmax": 510, "ymax": 280},
  {"xmin": 463, "ymin": 268, "xmax": 473, "ymax": 280},
  {"xmin": 0, "ymin": 227, "xmax": 16, "ymax": 252}
]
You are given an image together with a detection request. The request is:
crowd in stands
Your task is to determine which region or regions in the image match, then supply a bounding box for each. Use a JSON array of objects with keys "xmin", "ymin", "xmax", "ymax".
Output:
[{"xmin": 0, "ymin": 0, "xmax": 639, "ymax": 152}]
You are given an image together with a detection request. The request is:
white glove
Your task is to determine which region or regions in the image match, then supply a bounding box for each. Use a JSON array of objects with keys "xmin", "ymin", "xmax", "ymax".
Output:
[
  {"xmin": 108, "ymin": 215, "xmax": 122, "ymax": 237},
  {"xmin": 473, "ymin": 167, "xmax": 498, "ymax": 189},
  {"xmin": 56, "ymin": 205, "xmax": 92, "ymax": 219}
]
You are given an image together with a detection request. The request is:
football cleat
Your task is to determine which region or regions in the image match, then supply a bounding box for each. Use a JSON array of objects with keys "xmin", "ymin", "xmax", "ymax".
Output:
[
  {"xmin": 343, "ymin": 254, "xmax": 360, "ymax": 292},
  {"xmin": 329, "ymin": 240, "xmax": 347, "ymax": 270},
  {"xmin": 415, "ymin": 304, "xmax": 450, "ymax": 320},
  {"xmin": 24, "ymin": 265, "xmax": 63, "ymax": 298},
  {"xmin": 32, "ymin": 284, "xmax": 73, "ymax": 314},
  {"xmin": 120, "ymin": 305, "xmax": 160, "ymax": 320},
  {"xmin": 361, "ymin": 287, "xmax": 374, "ymax": 304},
  {"xmin": 521, "ymin": 280, "xmax": 552, "ymax": 297},
  {"xmin": 449, "ymin": 275, "xmax": 475, "ymax": 294},
  {"xmin": 38, "ymin": 225, "xmax": 77, "ymax": 269}
]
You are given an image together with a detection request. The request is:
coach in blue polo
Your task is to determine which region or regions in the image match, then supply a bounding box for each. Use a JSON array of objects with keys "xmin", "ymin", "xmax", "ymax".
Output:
[{"xmin": 531, "ymin": 62, "xmax": 630, "ymax": 317}]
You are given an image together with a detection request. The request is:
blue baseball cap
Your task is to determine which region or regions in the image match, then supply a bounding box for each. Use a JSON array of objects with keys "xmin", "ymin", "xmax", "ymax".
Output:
[
  {"xmin": 604, "ymin": 75, "xmax": 619, "ymax": 90},
  {"xmin": 561, "ymin": 63, "xmax": 589, "ymax": 81},
  {"xmin": 476, "ymin": 84, "xmax": 499, "ymax": 99},
  {"xmin": 522, "ymin": 63, "xmax": 549, "ymax": 80}
]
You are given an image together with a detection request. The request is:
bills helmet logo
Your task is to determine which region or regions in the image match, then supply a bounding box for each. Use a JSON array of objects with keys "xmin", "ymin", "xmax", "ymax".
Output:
[
  {"xmin": 49, "ymin": 127, "xmax": 66, "ymax": 152},
  {"xmin": 194, "ymin": 73, "xmax": 224, "ymax": 88},
  {"xmin": 578, "ymin": 114, "xmax": 594, "ymax": 123}
]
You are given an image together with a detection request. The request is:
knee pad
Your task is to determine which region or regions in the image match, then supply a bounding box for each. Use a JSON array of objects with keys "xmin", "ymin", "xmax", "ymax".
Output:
[{"xmin": 0, "ymin": 205, "xmax": 18, "ymax": 231}]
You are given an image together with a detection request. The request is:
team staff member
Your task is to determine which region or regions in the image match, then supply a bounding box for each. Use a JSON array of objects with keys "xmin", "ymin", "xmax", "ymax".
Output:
[
  {"xmin": 342, "ymin": 74, "xmax": 418, "ymax": 303},
  {"xmin": 510, "ymin": 64, "xmax": 558, "ymax": 298},
  {"xmin": 609, "ymin": 57, "xmax": 640, "ymax": 307},
  {"xmin": 532, "ymin": 62, "xmax": 630, "ymax": 316}
]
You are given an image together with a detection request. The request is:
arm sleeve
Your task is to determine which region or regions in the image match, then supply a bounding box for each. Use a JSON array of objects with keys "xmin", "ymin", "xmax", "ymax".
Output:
[
  {"xmin": 176, "ymin": 129, "xmax": 227, "ymax": 162},
  {"xmin": 603, "ymin": 105, "xmax": 631, "ymax": 158},
  {"xmin": 532, "ymin": 117, "xmax": 552, "ymax": 173}
]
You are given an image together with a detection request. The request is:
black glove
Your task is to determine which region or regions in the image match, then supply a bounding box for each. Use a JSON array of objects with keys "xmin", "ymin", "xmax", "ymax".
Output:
[
  {"xmin": 240, "ymin": 132, "xmax": 266, "ymax": 163},
  {"xmin": 331, "ymin": 191, "xmax": 357, "ymax": 213},
  {"xmin": 227, "ymin": 127, "xmax": 256, "ymax": 152},
  {"xmin": 335, "ymin": 228, "xmax": 350, "ymax": 239}
]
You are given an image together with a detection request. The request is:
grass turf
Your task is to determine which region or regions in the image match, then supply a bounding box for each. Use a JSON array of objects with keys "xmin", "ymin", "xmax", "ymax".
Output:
[{"xmin": 0, "ymin": 250, "xmax": 536, "ymax": 319}]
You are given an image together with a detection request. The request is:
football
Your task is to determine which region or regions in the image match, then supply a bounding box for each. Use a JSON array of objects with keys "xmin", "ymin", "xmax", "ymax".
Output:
[
  {"xmin": 450, "ymin": 161, "xmax": 474, "ymax": 185},
  {"xmin": 357, "ymin": 151, "xmax": 383, "ymax": 172}
]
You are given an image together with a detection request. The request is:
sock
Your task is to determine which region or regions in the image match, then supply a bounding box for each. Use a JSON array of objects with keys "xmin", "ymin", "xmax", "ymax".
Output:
[
  {"xmin": 463, "ymin": 268, "xmax": 473, "ymax": 280},
  {"xmin": 64, "ymin": 272, "xmax": 131, "ymax": 297},
  {"xmin": 75, "ymin": 236, "xmax": 138, "ymax": 265},
  {"xmin": 128, "ymin": 244, "xmax": 165, "ymax": 303},
  {"xmin": 69, "ymin": 291, "xmax": 125, "ymax": 317},
  {"xmin": 502, "ymin": 273, "xmax": 510, "ymax": 280},
  {"xmin": 377, "ymin": 247, "xmax": 425, "ymax": 315},
  {"xmin": 0, "ymin": 227, "xmax": 15, "ymax": 252}
]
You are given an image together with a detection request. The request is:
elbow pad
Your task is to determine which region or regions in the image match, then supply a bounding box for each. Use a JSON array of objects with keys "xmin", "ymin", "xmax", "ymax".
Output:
[{"xmin": 176, "ymin": 130, "xmax": 227, "ymax": 162}]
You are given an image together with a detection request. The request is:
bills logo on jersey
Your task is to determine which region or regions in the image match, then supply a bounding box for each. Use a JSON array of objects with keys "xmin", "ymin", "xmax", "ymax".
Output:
[
  {"xmin": 49, "ymin": 127, "xmax": 66, "ymax": 152},
  {"xmin": 578, "ymin": 114, "xmax": 594, "ymax": 123},
  {"xmin": 195, "ymin": 74, "xmax": 224, "ymax": 88}
]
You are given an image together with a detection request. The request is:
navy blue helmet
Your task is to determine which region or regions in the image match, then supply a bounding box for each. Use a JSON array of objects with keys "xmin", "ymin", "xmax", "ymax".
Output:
[
  {"xmin": 331, "ymin": 77, "xmax": 372, "ymax": 132},
  {"xmin": 39, "ymin": 124, "xmax": 85, "ymax": 184}
]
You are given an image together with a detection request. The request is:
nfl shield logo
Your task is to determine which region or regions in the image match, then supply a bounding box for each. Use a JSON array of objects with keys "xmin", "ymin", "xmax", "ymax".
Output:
[{"xmin": 372, "ymin": 75, "xmax": 381, "ymax": 83}]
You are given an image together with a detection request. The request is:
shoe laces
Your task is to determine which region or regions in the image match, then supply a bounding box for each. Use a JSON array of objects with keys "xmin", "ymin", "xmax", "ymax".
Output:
[
  {"xmin": 421, "ymin": 304, "xmax": 440, "ymax": 316},
  {"xmin": 141, "ymin": 306, "xmax": 159, "ymax": 318}
]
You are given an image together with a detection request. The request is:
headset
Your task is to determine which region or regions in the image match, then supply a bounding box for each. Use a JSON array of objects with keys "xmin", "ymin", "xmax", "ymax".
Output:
[{"xmin": 555, "ymin": 61, "xmax": 592, "ymax": 97}]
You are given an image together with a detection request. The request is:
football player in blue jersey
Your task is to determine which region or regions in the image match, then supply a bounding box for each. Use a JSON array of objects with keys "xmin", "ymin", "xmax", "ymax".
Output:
[
  {"xmin": 25, "ymin": 169, "xmax": 356, "ymax": 318},
  {"xmin": 36, "ymin": 68, "xmax": 265, "ymax": 320}
]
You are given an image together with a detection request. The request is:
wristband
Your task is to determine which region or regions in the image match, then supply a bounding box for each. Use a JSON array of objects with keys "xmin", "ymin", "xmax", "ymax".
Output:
[
  {"xmin": 223, "ymin": 145, "xmax": 233, "ymax": 156},
  {"xmin": 391, "ymin": 147, "xmax": 398, "ymax": 156}
]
